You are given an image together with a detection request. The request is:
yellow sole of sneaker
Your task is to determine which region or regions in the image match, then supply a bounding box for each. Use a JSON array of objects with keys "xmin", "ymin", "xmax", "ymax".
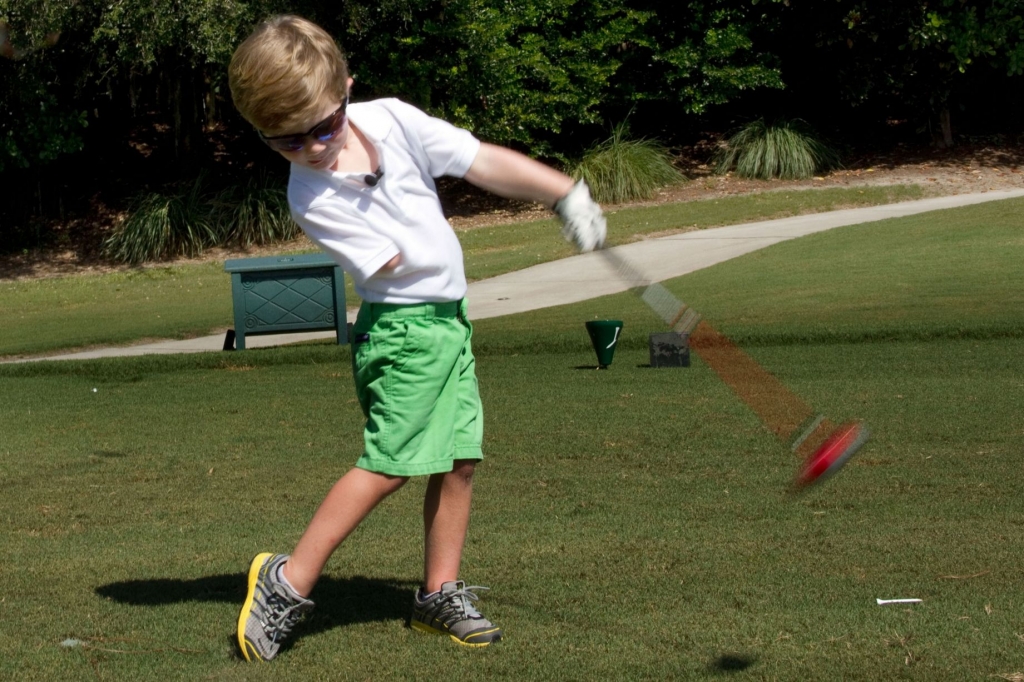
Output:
[
  {"xmin": 237, "ymin": 552, "xmax": 274, "ymax": 662},
  {"xmin": 410, "ymin": 620, "xmax": 502, "ymax": 647}
]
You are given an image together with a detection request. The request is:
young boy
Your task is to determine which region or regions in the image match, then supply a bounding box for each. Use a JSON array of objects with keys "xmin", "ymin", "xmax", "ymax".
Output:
[{"xmin": 228, "ymin": 14, "xmax": 606, "ymax": 662}]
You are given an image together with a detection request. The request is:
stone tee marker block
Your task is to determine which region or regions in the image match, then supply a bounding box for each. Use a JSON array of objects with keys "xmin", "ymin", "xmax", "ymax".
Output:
[{"xmin": 649, "ymin": 331, "xmax": 690, "ymax": 368}]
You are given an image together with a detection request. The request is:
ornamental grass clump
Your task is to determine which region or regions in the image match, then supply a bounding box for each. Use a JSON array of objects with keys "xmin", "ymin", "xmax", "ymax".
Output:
[
  {"xmin": 568, "ymin": 123, "xmax": 683, "ymax": 204},
  {"xmin": 105, "ymin": 172, "xmax": 298, "ymax": 264},
  {"xmin": 213, "ymin": 171, "xmax": 296, "ymax": 247},
  {"xmin": 103, "ymin": 174, "xmax": 217, "ymax": 265},
  {"xmin": 714, "ymin": 119, "xmax": 841, "ymax": 180}
]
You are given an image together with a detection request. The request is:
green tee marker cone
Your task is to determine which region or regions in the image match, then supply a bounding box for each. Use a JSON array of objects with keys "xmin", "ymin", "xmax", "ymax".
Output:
[{"xmin": 585, "ymin": 320, "xmax": 624, "ymax": 368}]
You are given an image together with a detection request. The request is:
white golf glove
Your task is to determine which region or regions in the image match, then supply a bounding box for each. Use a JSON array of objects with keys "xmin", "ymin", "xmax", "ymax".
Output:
[{"xmin": 554, "ymin": 180, "xmax": 607, "ymax": 253}]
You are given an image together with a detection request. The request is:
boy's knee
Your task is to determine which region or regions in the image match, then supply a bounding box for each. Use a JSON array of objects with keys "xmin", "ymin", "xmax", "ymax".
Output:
[
  {"xmin": 449, "ymin": 459, "xmax": 477, "ymax": 484},
  {"xmin": 385, "ymin": 474, "xmax": 410, "ymax": 495}
]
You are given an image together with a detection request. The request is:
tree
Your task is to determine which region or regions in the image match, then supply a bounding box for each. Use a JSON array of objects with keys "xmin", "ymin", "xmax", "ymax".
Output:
[
  {"xmin": 612, "ymin": 0, "xmax": 783, "ymax": 115},
  {"xmin": 0, "ymin": 0, "xmax": 791, "ymax": 244},
  {"xmin": 88, "ymin": 0, "xmax": 267, "ymax": 163},
  {"xmin": 911, "ymin": 0, "xmax": 1024, "ymax": 145},
  {"xmin": 0, "ymin": 7, "xmax": 86, "ymax": 172},
  {"xmin": 292, "ymin": 0, "xmax": 783, "ymax": 155},
  {"xmin": 0, "ymin": 0, "xmax": 269, "ymax": 172},
  {"xmin": 759, "ymin": 0, "xmax": 1024, "ymax": 146}
]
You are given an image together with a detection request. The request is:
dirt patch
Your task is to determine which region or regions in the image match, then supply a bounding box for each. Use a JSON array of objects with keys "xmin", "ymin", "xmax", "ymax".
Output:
[{"xmin": 3, "ymin": 140, "xmax": 1023, "ymax": 282}]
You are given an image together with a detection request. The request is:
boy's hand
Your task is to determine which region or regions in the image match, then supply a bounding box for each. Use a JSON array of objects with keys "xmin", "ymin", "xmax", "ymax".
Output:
[{"xmin": 554, "ymin": 180, "xmax": 607, "ymax": 253}]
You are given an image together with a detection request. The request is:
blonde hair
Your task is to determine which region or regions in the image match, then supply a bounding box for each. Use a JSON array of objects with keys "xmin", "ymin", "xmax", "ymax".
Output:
[{"xmin": 229, "ymin": 15, "xmax": 349, "ymax": 133}]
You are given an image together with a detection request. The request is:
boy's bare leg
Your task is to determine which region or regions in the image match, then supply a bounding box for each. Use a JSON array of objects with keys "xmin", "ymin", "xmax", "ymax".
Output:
[
  {"xmin": 284, "ymin": 467, "xmax": 407, "ymax": 597},
  {"xmin": 422, "ymin": 459, "xmax": 476, "ymax": 592}
]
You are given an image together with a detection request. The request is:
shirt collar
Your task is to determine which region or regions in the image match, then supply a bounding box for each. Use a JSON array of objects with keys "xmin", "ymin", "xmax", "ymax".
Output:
[{"xmin": 347, "ymin": 101, "xmax": 392, "ymax": 144}]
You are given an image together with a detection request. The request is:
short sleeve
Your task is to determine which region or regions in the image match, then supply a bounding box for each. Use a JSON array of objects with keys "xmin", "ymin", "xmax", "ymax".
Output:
[{"xmin": 383, "ymin": 99, "xmax": 481, "ymax": 178}]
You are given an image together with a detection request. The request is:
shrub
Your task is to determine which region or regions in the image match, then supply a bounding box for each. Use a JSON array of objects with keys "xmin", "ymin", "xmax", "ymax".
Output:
[
  {"xmin": 713, "ymin": 119, "xmax": 841, "ymax": 180},
  {"xmin": 567, "ymin": 123, "xmax": 684, "ymax": 204},
  {"xmin": 103, "ymin": 175, "xmax": 216, "ymax": 265},
  {"xmin": 104, "ymin": 172, "xmax": 299, "ymax": 264},
  {"xmin": 212, "ymin": 172, "xmax": 296, "ymax": 248}
]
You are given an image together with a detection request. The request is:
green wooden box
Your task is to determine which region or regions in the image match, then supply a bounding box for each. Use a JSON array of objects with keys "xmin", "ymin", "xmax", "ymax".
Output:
[{"xmin": 224, "ymin": 254, "xmax": 347, "ymax": 350}]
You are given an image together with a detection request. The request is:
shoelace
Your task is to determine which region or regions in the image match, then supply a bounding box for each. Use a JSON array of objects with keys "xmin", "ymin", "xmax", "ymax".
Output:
[
  {"xmin": 443, "ymin": 584, "xmax": 490, "ymax": 620},
  {"xmin": 263, "ymin": 591, "xmax": 310, "ymax": 643}
]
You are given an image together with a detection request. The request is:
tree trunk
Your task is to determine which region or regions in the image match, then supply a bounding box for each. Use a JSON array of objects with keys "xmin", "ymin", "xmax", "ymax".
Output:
[
  {"xmin": 168, "ymin": 59, "xmax": 206, "ymax": 171},
  {"xmin": 939, "ymin": 108, "xmax": 953, "ymax": 148}
]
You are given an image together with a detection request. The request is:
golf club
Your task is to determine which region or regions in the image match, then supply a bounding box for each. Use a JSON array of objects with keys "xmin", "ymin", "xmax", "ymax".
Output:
[{"xmin": 598, "ymin": 245, "xmax": 868, "ymax": 488}]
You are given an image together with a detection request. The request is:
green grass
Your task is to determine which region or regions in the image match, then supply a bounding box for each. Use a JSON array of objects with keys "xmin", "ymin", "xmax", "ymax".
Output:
[
  {"xmin": 0, "ymin": 185, "xmax": 922, "ymax": 359},
  {"xmin": 0, "ymin": 263, "xmax": 235, "ymax": 357},
  {"xmin": 1, "ymin": 197, "xmax": 1023, "ymax": 679},
  {"xmin": 658, "ymin": 195, "xmax": 1024, "ymax": 345}
]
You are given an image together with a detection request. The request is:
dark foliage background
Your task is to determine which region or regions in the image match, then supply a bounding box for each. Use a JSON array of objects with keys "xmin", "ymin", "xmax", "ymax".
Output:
[{"xmin": 1, "ymin": 0, "xmax": 1021, "ymax": 253}]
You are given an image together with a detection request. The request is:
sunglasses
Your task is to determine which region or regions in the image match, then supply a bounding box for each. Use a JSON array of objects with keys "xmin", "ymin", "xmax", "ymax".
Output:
[{"xmin": 259, "ymin": 96, "xmax": 350, "ymax": 152}]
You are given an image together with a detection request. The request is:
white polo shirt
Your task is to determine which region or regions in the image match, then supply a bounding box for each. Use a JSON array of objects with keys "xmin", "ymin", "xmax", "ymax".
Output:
[{"xmin": 287, "ymin": 98, "xmax": 481, "ymax": 304}]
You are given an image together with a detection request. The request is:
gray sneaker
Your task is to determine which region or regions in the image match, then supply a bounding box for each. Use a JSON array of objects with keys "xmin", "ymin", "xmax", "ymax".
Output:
[
  {"xmin": 237, "ymin": 553, "xmax": 315, "ymax": 662},
  {"xmin": 410, "ymin": 580, "xmax": 503, "ymax": 647}
]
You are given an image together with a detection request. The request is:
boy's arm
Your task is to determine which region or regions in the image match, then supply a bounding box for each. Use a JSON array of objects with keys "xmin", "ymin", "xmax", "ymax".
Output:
[
  {"xmin": 463, "ymin": 143, "xmax": 574, "ymax": 208},
  {"xmin": 463, "ymin": 143, "xmax": 606, "ymax": 252}
]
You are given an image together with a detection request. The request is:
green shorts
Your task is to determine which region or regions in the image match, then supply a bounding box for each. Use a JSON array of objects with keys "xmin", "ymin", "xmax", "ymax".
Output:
[{"xmin": 351, "ymin": 299, "xmax": 483, "ymax": 477}]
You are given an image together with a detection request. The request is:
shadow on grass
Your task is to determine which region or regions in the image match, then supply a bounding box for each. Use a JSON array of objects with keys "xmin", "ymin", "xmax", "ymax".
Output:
[
  {"xmin": 709, "ymin": 653, "xmax": 758, "ymax": 673},
  {"xmin": 96, "ymin": 573, "xmax": 419, "ymax": 635},
  {"xmin": 572, "ymin": 364, "xmax": 666, "ymax": 369}
]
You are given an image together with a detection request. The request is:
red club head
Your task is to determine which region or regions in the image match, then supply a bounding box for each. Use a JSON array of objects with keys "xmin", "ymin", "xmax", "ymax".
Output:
[{"xmin": 794, "ymin": 422, "xmax": 869, "ymax": 489}]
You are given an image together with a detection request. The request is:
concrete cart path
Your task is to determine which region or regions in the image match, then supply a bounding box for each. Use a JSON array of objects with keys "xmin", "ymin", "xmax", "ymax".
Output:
[{"xmin": 9, "ymin": 188, "xmax": 1024, "ymax": 364}]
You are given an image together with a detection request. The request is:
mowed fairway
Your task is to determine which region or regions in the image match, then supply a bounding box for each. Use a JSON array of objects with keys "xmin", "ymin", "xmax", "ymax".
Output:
[{"xmin": 1, "ymin": 198, "xmax": 1022, "ymax": 680}]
